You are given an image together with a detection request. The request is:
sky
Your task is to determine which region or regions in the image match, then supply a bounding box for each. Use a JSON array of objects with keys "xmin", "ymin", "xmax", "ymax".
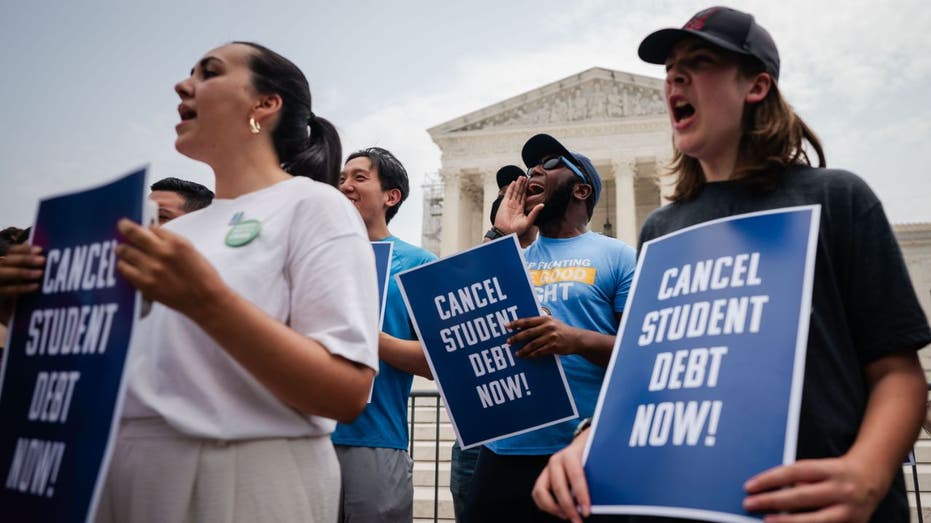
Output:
[{"xmin": 2, "ymin": 0, "xmax": 930, "ymax": 245}]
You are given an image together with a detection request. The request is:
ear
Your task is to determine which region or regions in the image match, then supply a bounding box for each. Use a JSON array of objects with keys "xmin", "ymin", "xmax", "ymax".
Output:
[
  {"xmin": 745, "ymin": 72, "xmax": 772, "ymax": 105},
  {"xmin": 252, "ymin": 93, "xmax": 283, "ymax": 126},
  {"xmin": 383, "ymin": 188, "xmax": 403, "ymax": 209},
  {"xmin": 573, "ymin": 183, "xmax": 593, "ymax": 202}
]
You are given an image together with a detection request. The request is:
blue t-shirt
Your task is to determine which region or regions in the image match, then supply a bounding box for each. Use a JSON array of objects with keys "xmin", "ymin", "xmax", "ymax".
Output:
[
  {"xmin": 486, "ymin": 231, "xmax": 636, "ymax": 455},
  {"xmin": 332, "ymin": 236, "xmax": 437, "ymax": 449}
]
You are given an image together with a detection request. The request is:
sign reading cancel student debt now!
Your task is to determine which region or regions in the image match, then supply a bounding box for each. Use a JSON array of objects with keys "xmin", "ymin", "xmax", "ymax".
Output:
[
  {"xmin": 584, "ymin": 206, "xmax": 820, "ymax": 523},
  {"xmin": 398, "ymin": 235, "xmax": 577, "ymax": 448},
  {"xmin": 0, "ymin": 168, "xmax": 148, "ymax": 522},
  {"xmin": 371, "ymin": 241, "xmax": 393, "ymax": 330}
]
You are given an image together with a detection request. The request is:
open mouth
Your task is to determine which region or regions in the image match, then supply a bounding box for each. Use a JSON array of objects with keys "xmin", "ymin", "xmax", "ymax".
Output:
[
  {"xmin": 178, "ymin": 105, "xmax": 197, "ymax": 121},
  {"xmin": 526, "ymin": 181, "xmax": 545, "ymax": 197},
  {"xmin": 672, "ymin": 99, "xmax": 695, "ymax": 122}
]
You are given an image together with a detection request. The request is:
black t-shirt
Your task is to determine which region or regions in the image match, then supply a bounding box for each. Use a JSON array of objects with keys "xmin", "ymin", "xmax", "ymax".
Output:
[{"xmin": 622, "ymin": 167, "xmax": 931, "ymax": 523}]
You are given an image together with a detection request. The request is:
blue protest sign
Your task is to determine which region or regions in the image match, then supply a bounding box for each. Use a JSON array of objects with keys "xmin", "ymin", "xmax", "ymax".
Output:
[
  {"xmin": 584, "ymin": 206, "xmax": 820, "ymax": 523},
  {"xmin": 0, "ymin": 168, "xmax": 148, "ymax": 522},
  {"xmin": 372, "ymin": 241, "xmax": 393, "ymax": 330},
  {"xmin": 397, "ymin": 235, "xmax": 577, "ymax": 448}
]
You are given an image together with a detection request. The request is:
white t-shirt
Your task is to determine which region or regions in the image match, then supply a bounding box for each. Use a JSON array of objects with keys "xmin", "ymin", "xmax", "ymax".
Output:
[{"xmin": 122, "ymin": 176, "xmax": 379, "ymax": 440}]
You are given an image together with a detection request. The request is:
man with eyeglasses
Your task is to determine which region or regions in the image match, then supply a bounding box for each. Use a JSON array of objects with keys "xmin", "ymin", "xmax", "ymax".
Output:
[{"xmin": 466, "ymin": 134, "xmax": 637, "ymax": 522}]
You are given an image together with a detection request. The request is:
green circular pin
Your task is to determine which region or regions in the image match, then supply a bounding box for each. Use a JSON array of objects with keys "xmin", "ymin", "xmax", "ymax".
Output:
[{"xmin": 225, "ymin": 219, "xmax": 261, "ymax": 247}]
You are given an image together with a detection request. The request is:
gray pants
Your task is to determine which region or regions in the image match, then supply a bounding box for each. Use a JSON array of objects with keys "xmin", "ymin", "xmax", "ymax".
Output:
[
  {"xmin": 335, "ymin": 445, "xmax": 413, "ymax": 523},
  {"xmin": 95, "ymin": 418, "xmax": 339, "ymax": 523}
]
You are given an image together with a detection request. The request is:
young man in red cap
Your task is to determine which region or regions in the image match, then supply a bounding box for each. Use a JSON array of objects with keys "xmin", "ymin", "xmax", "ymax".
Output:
[{"xmin": 533, "ymin": 7, "xmax": 929, "ymax": 523}]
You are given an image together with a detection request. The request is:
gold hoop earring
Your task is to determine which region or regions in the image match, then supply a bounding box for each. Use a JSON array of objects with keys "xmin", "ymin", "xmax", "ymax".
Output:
[{"xmin": 249, "ymin": 117, "xmax": 261, "ymax": 135}]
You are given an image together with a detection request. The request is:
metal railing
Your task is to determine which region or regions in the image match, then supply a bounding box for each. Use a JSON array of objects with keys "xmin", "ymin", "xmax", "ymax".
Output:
[
  {"xmin": 910, "ymin": 446, "xmax": 923, "ymax": 523},
  {"xmin": 914, "ymin": 383, "xmax": 931, "ymax": 523},
  {"xmin": 409, "ymin": 390, "xmax": 443, "ymax": 523},
  {"xmin": 406, "ymin": 388, "xmax": 929, "ymax": 523}
]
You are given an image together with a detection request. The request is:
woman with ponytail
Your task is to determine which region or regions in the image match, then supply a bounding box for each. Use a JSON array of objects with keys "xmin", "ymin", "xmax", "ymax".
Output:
[
  {"xmin": 1, "ymin": 41, "xmax": 380, "ymax": 522},
  {"xmin": 230, "ymin": 41, "xmax": 343, "ymax": 186}
]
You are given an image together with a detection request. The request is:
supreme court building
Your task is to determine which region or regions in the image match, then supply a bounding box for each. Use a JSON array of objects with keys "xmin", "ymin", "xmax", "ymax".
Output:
[
  {"xmin": 415, "ymin": 67, "xmax": 931, "ymax": 520},
  {"xmin": 424, "ymin": 67, "xmax": 673, "ymax": 256},
  {"xmin": 421, "ymin": 66, "xmax": 931, "ymax": 323}
]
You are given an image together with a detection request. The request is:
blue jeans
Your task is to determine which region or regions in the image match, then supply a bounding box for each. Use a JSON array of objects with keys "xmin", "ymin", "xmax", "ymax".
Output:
[{"xmin": 449, "ymin": 442, "xmax": 480, "ymax": 522}]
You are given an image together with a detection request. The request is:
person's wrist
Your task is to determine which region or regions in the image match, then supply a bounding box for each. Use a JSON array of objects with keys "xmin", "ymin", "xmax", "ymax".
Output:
[
  {"xmin": 484, "ymin": 226, "xmax": 506, "ymax": 241},
  {"xmin": 189, "ymin": 281, "xmax": 234, "ymax": 327},
  {"xmin": 843, "ymin": 448, "xmax": 894, "ymax": 496},
  {"xmin": 573, "ymin": 417, "xmax": 593, "ymax": 439}
]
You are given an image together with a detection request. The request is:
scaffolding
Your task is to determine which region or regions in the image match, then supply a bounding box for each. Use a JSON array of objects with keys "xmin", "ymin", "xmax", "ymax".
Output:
[{"xmin": 421, "ymin": 171, "xmax": 443, "ymax": 256}]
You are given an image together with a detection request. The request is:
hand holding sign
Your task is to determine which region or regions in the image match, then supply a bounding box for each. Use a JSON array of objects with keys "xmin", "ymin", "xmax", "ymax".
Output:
[
  {"xmin": 578, "ymin": 207, "xmax": 820, "ymax": 522},
  {"xmin": 115, "ymin": 219, "xmax": 226, "ymax": 320},
  {"xmin": 0, "ymin": 244, "xmax": 46, "ymax": 322},
  {"xmin": 508, "ymin": 315, "xmax": 578, "ymax": 358},
  {"xmin": 744, "ymin": 456, "xmax": 883, "ymax": 523},
  {"xmin": 1, "ymin": 168, "xmax": 148, "ymax": 522},
  {"xmin": 532, "ymin": 428, "xmax": 593, "ymax": 523},
  {"xmin": 397, "ymin": 236, "xmax": 577, "ymax": 448}
]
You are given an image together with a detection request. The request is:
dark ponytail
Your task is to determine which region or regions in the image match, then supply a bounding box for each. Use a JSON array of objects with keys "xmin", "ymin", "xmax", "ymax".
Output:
[
  {"xmin": 289, "ymin": 114, "xmax": 342, "ymax": 187},
  {"xmin": 233, "ymin": 41, "xmax": 342, "ymax": 186}
]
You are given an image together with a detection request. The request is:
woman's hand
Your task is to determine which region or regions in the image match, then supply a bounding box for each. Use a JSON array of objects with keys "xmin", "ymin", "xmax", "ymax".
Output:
[
  {"xmin": 0, "ymin": 244, "xmax": 45, "ymax": 324},
  {"xmin": 532, "ymin": 427, "xmax": 592, "ymax": 522},
  {"xmin": 115, "ymin": 218, "xmax": 228, "ymax": 320}
]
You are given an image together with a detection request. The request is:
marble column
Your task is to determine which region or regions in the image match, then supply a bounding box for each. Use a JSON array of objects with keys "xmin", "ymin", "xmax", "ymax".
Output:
[
  {"xmin": 613, "ymin": 160, "xmax": 638, "ymax": 246},
  {"xmin": 440, "ymin": 170, "xmax": 462, "ymax": 257}
]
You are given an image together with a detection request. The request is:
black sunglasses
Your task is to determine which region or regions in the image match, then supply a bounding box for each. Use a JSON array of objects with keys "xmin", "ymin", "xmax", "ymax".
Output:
[{"xmin": 527, "ymin": 155, "xmax": 588, "ymax": 184}]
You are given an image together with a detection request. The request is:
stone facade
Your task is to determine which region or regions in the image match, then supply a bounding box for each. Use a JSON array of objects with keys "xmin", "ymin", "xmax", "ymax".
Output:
[
  {"xmin": 425, "ymin": 67, "xmax": 673, "ymax": 256},
  {"xmin": 895, "ymin": 223, "xmax": 931, "ymax": 323},
  {"xmin": 422, "ymin": 67, "xmax": 931, "ymax": 327},
  {"xmin": 419, "ymin": 71, "xmax": 931, "ymax": 520}
]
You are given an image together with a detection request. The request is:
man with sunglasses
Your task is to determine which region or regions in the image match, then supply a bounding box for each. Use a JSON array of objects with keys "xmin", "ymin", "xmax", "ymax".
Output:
[{"xmin": 466, "ymin": 134, "xmax": 637, "ymax": 522}]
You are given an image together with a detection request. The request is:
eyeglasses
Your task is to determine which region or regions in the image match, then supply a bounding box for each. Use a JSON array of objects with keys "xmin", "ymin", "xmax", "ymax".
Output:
[{"xmin": 528, "ymin": 156, "xmax": 588, "ymax": 184}]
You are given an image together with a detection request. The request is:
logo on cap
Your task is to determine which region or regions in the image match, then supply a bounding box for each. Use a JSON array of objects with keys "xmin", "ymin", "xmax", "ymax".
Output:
[{"xmin": 684, "ymin": 7, "xmax": 720, "ymax": 30}]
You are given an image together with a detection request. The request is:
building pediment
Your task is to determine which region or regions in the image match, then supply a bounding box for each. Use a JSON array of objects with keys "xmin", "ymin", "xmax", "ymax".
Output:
[{"xmin": 428, "ymin": 67, "xmax": 665, "ymax": 137}]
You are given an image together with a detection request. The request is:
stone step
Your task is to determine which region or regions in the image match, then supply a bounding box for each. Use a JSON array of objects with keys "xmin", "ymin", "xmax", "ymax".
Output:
[
  {"xmin": 903, "ymin": 464, "xmax": 931, "ymax": 492},
  {"xmin": 913, "ymin": 440, "xmax": 931, "ymax": 462},
  {"xmin": 909, "ymin": 490, "xmax": 931, "ymax": 522},
  {"xmin": 414, "ymin": 461, "xmax": 452, "ymax": 487},
  {"xmin": 413, "ymin": 422, "xmax": 457, "ymax": 442},
  {"xmin": 412, "ymin": 440, "xmax": 453, "ymax": 463},
  {"xmin": 409, "ymin": 405, "xmax": 451, "ymax": 424},
  {"xmin": 412, "ymin": 377, "xmax": 438, "ymax": 391},
  {"xmin": 414, "ymin": 485, "xmax": 455, "ymax": 520}
]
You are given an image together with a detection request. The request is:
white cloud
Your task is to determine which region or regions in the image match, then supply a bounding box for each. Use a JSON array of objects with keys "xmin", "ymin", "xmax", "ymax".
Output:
[{"xmin": 3, "ymin": 0, "xmax": 930, "ymax": 237}]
